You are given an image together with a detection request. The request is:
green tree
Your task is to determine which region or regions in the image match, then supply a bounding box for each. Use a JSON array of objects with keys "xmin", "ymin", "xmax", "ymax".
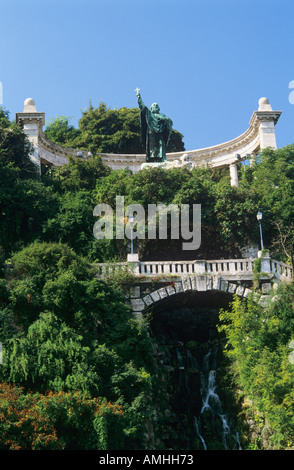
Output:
[
  {"xmin": 6, "ymin": 241, "xmax": 153, "ymax": 380},
  {"xmin": 218, "ymin": 282, "xmax": 294, "ymax": 449},
  {"xmin": 43, "ymin": 189, "xmax": 119, "ymax": 261},
  {"xmin": 43, "ymin": 102, "xmax": 185, "ymax": 155},
  {"xmin": 8, "ymin": 242, "xmax": 103, "ymax": 330},
  {"xmin": 43, "ymin": 190, "xmax": 95, "ymax": 254},
  {"xmin": 49, "ymin": 154, "xmax": 110, "ymax": 192},
  {"xmin": 0, "ymin": 165, "xmax": 57, "ymax": 258},
  {"xmin": 0, "ymin": 107, "xmax": 37, "ymax": 177},
  {"xmin": 44, "ymin": 115, "xmax": 81, "ymax": 146},
  {"xmin": 1, "ymin": 241, "xmax": 153, "ymax": 447},
  {"xmin": 240, "ymin": 145, "xmax": 294, "ymax": 270},
  {"xmin": 0, "ymin": 382, "xmax": 125, "ymax": 450},
  {"xmin": 1, "ymin": 312, "xmax": 101, "ymax": 395},
  {"xmin": 0, "ymin": 107, "xmax": 10, "ymax": 128}
]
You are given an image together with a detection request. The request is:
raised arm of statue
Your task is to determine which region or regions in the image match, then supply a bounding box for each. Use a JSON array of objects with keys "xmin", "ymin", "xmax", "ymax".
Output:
[{"xmin": 137, "ymin": 93, "xmax": 145, "ymax": 112}]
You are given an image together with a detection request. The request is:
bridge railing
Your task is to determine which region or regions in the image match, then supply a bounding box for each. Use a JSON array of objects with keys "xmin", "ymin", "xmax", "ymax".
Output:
[
  {"xmin": 95, "ymin": 258, "xmax": 293, "ymax": 281},
  {"xmin": 139, "ymin": 259, "xmax": 255, "ymax": 275},
  {"xmin": 206, "ymin": 259, "xmax": 255, "ymax": 274},
  {"xmin": 95, "ymin": 262, "xmax": 129, "ymax": 277},
  {"xmin": 139, "ymin": 260, "xmax": 204, "ymax": 275},
  {"xmin": 270, "ymin": 259, "xmax": 293, "ymax": 280}
]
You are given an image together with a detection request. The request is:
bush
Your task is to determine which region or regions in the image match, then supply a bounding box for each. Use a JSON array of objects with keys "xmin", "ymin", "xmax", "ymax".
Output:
[{"xmin": 0, "ymin": 382, "xmax": 124, "ymax": 450}]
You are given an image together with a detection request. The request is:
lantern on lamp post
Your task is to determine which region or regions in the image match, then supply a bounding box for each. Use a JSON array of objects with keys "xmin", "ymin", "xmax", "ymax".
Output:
[{"xmin": 257, "ymin": 210, "xmax": 264, "ymax": 251}]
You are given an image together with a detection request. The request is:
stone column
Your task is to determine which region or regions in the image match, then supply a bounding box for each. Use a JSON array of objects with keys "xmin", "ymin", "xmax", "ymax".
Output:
[
  {"xmin": 16, "ymin": 98, "xmax": 45, "ymax": 170},
  {"xmin": 230, "ymin": 163, "xmax": 239, "ymax": 187},
  {"xmin": 256, "ymin": 98, "xmax": 282, "ymax": 150}
]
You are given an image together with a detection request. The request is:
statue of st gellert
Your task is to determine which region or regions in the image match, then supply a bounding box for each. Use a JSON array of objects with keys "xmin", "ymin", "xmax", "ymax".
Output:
[{"xmin": 136, "ymin": 89, "xmax": 173, "ymax": 163}]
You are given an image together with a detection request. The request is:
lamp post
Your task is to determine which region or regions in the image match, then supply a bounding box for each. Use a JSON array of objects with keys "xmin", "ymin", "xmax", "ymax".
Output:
[
  {"xmin": 129, "ymin": 214, "xmax": 134, "ymax": 255},
  {"xmin": 257, "ymin": 210, "xmax": 264, "ymax": 251}
]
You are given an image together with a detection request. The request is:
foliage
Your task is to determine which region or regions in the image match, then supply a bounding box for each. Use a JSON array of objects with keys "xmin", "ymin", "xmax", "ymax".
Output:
[
  {"xmin": 2, "ymin": 99, "xmax": 294, "ymax": 449},
  {"xmin": 43, "ymin": 190, "xmax": 96, "ymax": 255},
  {"xmin": 48, "ymin": 154, "xmax": 110, "ymax": 192},
  {"xmin": 240, "ymin": 146, "xmax": 294, "ymax": 268},
  {"xmin": 0, "ymin": 164, "xmax": 57, "ymax": 258},
  {"xmin": 0, "ymin": 241, "xmax": 153, "ymax": 448},
  {"xmin": 0, "ymin": 107, "xmax": 37, "ymax": 177},
  {"xmin": 91, "ymin": 163, "xmax": 260, "ymax": 260},
  {"xmin": 2, "ymin": 312, "xmax": 99, "ymax": 394},
  {"xmin": 44, "ymin": 115, "xmax": 81, "ymax": 147},
  {"xmin": 0, "ymin": 107, "xmax": 10, "ymax": 128},
  {"xmin": 7, "ymin": 242, "xmax": 149, "ymax": 356},
  {"xmin": 0, "ymin": 382, "xmax": 124, "ymax": 450},
  {"xmin": 44, "ymin": 102, "xmax": 185, "ymax": 155},
  {"xmin": 218, "ymin": 282, "xmax": 294, "ymax": 449},
  {"xmin": 77, "ymin": 103, "xmax": 146, "ymax": 154}
]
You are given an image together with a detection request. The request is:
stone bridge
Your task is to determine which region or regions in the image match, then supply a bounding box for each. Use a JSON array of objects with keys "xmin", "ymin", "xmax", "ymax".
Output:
[{"xmin": 96, "ymin": 255, "xmax": 293, "ymax": 316}]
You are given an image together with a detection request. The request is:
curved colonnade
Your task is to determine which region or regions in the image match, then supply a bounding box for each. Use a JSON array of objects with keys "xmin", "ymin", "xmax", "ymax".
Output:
[{"xmin": 16, "ymin": 97, "xmax": 282, "ymax": 186}]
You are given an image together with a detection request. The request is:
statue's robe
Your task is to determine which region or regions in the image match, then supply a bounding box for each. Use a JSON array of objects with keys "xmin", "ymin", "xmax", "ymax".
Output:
[{"xmin": 138, "ymin": 96, "xmax": 173, "ymax": 163}]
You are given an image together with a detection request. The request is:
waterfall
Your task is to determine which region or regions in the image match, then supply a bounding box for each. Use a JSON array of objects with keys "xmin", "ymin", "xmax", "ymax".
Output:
[
  {"xmin": 176, "ymin": 348, "xmax": 184, "ymax": 369},
  {"xmin": 175, "ymin": 347, "xmax": 187, "ymax": 391},
  {"xmin": 173, "ymin": 344, "xmax": 241, "ymax": 450},
  {"xmin": 186, "ymin": 348, "xmax": 199, "ymax": 369},
  {"xmin": 234, "ymin": 432, "xmax": 242, "ymax": 450},
  {"xmin": 193, "ymin": 416, "xmax": 207, "ymax": 450},
  {"xmin": 195, "ymin": 348, "xmax": 241, "ymax": 450},
  {"xmin": 201, "ymin": 369, "xmax": 222, "ymax": 415}
]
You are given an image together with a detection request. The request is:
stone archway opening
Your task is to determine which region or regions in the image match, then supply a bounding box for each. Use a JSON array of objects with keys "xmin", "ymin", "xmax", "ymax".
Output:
[
  {"xmin": 148, "ymin": 290, "xmax": 233, "ymax": 343},
  {"xmin": 144, "ymin": 290, "xmax": 242, "ymax": 450}
]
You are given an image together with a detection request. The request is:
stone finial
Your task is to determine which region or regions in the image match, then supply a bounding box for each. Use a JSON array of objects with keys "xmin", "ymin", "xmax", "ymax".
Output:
[
  {"xmin": 258, "ymin": 97, "xmax": 272, "ymax": 111},
  {"xmin": 23, "ymin": 97, "xmax": 37, "ymax": 113}
]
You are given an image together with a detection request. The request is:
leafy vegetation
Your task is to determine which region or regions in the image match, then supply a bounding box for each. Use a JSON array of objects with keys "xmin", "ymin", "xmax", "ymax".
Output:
[
  {"xmin": 0, "ymin": 382, "xmax": 125, "ymax": 450},
  {"xmin": 44, "ymin": 101, "xmax": 185, "ymax": 155},
  {"xmin": 218, "ymin": 283, "xmax": 294, "ymax": 449},
  {"xmin": 1, "ymin": 104, "xmax": 294, "ymax": 449}
]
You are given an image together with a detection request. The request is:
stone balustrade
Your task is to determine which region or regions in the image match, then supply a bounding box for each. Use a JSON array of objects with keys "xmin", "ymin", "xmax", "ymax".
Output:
[
  {"xmin": 270, "ymin": 259, "xmax": 293, "ymax": 280},
  {"xmin": 95, "ymin": 257, "xmax": 293, "ymax": 281}
]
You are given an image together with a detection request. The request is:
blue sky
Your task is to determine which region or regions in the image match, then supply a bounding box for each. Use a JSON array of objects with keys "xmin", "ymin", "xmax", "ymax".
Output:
[{"xmin": 1, "ymin": 0, "xmax": 294, "ymax": 151}]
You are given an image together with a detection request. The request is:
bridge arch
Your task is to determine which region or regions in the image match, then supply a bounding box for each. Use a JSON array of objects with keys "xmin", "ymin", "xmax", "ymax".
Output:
[
  {"xmin": 96, "ymin": 255, "xmax": 292, "ymax": 314},
  {"xmin": 128, "ymin": 274, "xmax": 265, "ymax": 316}
]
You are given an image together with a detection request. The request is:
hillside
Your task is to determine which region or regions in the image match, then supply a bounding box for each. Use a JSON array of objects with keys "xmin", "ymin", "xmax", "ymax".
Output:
[{"xmin": 0, "ymin": 106, "xmax": 294, "ymax": 450}]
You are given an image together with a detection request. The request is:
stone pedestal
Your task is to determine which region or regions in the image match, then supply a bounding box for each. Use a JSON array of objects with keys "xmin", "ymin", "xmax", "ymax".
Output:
[
  {"xmin": 16, "ymin": 98, "xmax": 45, "ymax": 170},
  {"xmin": 127, "ymin": 253, "xmax": 139, "ymax": 262},
  {"xmin": 255, "ymin": 98, "xmax": 282, "ymax": 150},
  {"xmin": 260, "ymin": 252, "xmax": 271, "ymax": 274},
  {"xmin": 127, "ymin": 253, "xmax": 140, "ymax": 275}
]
